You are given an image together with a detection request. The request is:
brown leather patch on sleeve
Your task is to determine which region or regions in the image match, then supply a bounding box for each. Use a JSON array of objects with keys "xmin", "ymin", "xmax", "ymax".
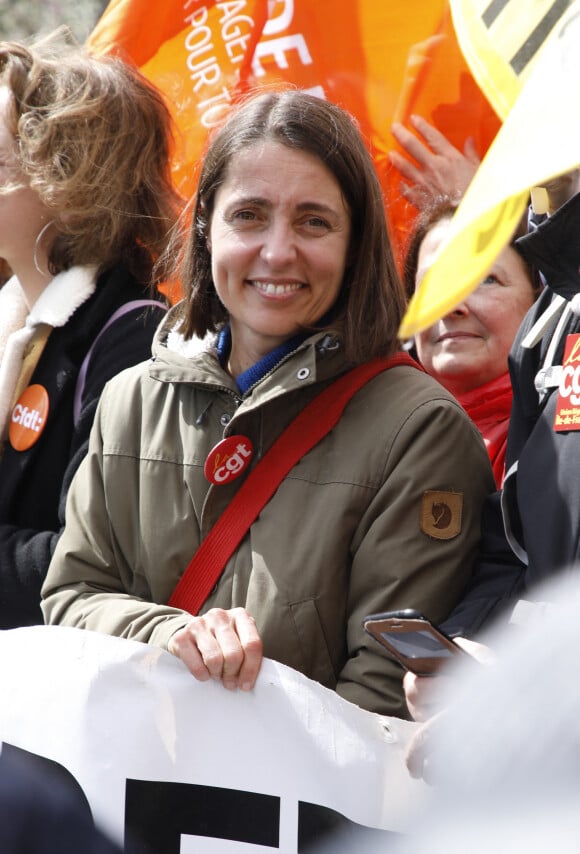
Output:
[{"xmin": 420, "ymin": 490, "xmax": 463, "ymax": 540}]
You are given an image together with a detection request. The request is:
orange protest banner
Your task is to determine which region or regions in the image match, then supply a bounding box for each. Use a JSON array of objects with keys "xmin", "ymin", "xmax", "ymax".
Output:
[
  {"xmin": 88, "ymin": 1, "xmax": 500, "ymax": 281},
  {"xmin": 385, "ymin": 4, "xmax": 501, "ymax": 265},
  {"xmin": 88, "ymin": 0, "xmax": 189, "ymax": 66},
  {"xmin": 89, "ymin": 1, "xmax": 270, "ymax": 198}
]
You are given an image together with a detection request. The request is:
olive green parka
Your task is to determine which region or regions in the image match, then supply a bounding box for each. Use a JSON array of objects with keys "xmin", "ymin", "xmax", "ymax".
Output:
[{"xmin": 42, "ymin": 307, "xmax": 494, "ymax": 717}]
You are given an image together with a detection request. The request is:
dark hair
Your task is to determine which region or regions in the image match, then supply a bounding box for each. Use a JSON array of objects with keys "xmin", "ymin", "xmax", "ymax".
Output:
[
  {"xmin": 403, "ymin": 198, "xmax": 541, "ymax": 300},
  {"xmin": 173, "ymin": 88, "xmax": 405, "ymax": 363},
  {"xmin": 0, "ymin": 31, "xmax": 183, "ymax": 283}
]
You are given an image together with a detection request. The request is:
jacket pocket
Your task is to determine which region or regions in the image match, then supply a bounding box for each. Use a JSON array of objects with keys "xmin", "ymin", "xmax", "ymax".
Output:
[{"xmin": 289, "ymin": 598, "xmax": 337, "ymax": 689}]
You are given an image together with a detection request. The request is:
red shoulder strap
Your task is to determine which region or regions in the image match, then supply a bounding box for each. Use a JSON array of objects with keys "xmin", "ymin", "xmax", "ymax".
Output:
[{"xmin": 169, "ymin": 351, "xmax": 420, "ymax": 615}]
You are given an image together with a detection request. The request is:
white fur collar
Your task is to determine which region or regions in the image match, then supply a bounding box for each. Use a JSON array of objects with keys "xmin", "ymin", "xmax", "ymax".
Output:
[
  {"xmin": 26, "ymin": 265, "xmax": 98, "ymax": 329},
  {"xmin": 166, "ymin": 326, "xmax": 216, "ymax": 358},
  {"xmin": 0, "ymin": 265, "xmax": 98, "ymax": 442}
]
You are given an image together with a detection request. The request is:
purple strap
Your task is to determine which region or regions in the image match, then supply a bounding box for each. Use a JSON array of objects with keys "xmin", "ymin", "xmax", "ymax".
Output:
[{"xmin": 73, "ymin": 300, "xmax": 166, "ymax": 429}]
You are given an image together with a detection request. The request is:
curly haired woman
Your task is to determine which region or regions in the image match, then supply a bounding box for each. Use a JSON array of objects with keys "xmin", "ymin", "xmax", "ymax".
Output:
[{"xmin": 0, "ymin": 31, "xmax": 183, "ymax": 627}]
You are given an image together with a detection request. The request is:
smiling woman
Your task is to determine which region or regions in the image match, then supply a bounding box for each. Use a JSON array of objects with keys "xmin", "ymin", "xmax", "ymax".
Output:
[
  {"xmin": 42, "ymin": 89, "xmax": 496, "ymax": 719},
  {"xmin": 208, "ymin": 142, "xmax": 350, "ymax": 375},
  {"xmin": 404, "ymin": 200, "xmax": 542, "ymax": 485}
]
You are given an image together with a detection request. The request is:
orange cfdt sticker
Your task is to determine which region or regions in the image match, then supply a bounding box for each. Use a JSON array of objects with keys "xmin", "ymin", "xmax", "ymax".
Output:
[{"xmin": 9, "ymin": 384, "xmax": 50, "ymax": 451}]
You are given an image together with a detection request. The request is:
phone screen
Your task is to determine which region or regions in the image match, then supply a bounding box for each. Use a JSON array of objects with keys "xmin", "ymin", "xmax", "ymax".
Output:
[{"xmin": 379, "ymin": 629, "xmax": 456, "ymax": 659}]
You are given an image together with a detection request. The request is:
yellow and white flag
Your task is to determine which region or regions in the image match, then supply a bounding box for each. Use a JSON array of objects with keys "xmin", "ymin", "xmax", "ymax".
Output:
[{"xmin": 400, "ymin": 0, "xmax": 580, "ymax": 339}]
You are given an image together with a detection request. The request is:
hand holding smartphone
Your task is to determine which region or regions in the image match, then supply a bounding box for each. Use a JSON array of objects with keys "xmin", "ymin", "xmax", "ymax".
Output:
[{"xmin": 363, "ymin": 608, "xmax": 468, "ymax": 677}]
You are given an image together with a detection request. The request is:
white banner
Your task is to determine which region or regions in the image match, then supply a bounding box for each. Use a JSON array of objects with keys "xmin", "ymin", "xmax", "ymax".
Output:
[{"xmin": 0, "ymin": 626, "xmax": 426, "ymax": 852}]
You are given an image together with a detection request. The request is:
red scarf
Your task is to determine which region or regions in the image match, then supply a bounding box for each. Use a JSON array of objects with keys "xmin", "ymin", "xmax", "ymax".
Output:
[{"xmin": 455, "ymin": 372, "xmax": 513, "ymax": 488}]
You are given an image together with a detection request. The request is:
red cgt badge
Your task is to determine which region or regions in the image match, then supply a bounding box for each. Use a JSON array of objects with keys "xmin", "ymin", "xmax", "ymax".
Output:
[
  {"xmin": 204, "ymin": 435, "xmax": 253, "ymax": 485},
  {"xmin": 554, "ymin": 334, "xmax": 580, "ymax": 432}
]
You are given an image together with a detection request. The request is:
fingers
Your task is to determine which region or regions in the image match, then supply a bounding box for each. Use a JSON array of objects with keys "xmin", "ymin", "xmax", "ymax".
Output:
[
  {"xmin": 392, "ymin": 116, "xmax": 456, "ymax": 168},
  {"xmin": 463, "ymin": 135, "xmax": 481, "ymax": 165},
  {"xmin": 391, "ymin": 121, "xmax": 433, "ymax": 170},
  {"xmin": 168, "ymin": 607, "xmax": 264, "ymax": 692},
  {"xmin": 403, "ymin": 670, "xmax": 448, "ymax": 722},
  {"xmin": 168, "ymin": 621, "xmax": 217, "ymax": 682},
  {"xmin": 405, "ymin": 712, "xmax": 444, "ymax": 783},
  {"xmin": 453, "ymin": 636, "xmax": 495, "ymax": 665},
  {"xmin": 389, "ymin": 148, "xmax": 425, "ymax": 186},
  {"xmin": 389, "ymin": 138, "xmax": 442, "ymax": 211},
  {"xmin": 390, "ymin": 115, "xmax": 479, "ymax": 205},
  {"xmin": 390, "ymin": 120, "xmax": 452, "ymax": 208},
  {"xmin": 398, "ymin": 178, "xmax": 435, "ymax": 210},
  {"xmin": 404, "ymin": 671, "xmax": 429, "ymax": 722},
  {"xmin": 232, "ymin": 609, "xmax": 263, "ymax": 690},
  {"xmin": 409, "ymin": 114, "xmax": 457, "ymax": 156},
  {"xmin": 405, "ymin": 722, "xmax": 430, "ymax": 779}
]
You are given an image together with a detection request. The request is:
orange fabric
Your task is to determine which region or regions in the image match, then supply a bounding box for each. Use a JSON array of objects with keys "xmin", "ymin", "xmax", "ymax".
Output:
[
  {"xmin": 88, "ymin": 0, "xmax": 500, "ymax": 283},
  {"xmin": 385, "ymin": 5, "xmax": 501, "ymax": 268},
  {"xmin": 87, "ymin": 0, "xmax": 191, "ymax": 66}
]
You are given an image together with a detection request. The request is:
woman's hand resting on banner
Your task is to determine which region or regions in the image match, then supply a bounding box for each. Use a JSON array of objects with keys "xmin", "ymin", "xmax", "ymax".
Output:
[
  {"xmin": 390, "ymin": 114, "xmax": 480, "ymax": 208},
  {"xmin": 168, "ymin": 607, "xmax": 264, "ymax": 691}
]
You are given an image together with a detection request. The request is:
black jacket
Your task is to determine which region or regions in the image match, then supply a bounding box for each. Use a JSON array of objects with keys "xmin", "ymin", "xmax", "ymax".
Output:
[
  {"xmin": 0, "ymin": 745, "xmax": 121, "ymax": 853},
  {"xmin": 444, "ymin": 193, "xmax": 580, "ymax": 637},
  {"xmin": 0, "ymin": 264, "xmax": 167, "ymax": 628}
]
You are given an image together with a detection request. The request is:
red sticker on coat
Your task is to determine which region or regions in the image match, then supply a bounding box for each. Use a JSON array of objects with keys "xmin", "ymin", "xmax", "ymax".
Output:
[
  {"xmin": 204, "ymin": 435, "xmax": 253, "ymax": 484},
  {"xmin": 554, "ymin": 334, "xmax": 580, "ymax": 431}
]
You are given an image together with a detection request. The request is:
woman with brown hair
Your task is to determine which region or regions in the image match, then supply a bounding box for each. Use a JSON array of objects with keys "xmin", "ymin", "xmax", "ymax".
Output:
[
  {"xmin": 43, "ymin": 89, "xmax": 494, "ymax": 718},
  {"xmin": 0, "ymin": 32, "xmax": 182, "ymax": 627},
  {"xmin": 403, "ymin": 200, "xmax": 541, "ymax": 486}
]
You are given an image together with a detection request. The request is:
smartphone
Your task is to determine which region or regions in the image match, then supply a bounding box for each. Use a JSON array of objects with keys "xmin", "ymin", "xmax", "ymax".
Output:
[{"xmin": 363, "ymin": 608, "xmax": 466, "ymax": 676}]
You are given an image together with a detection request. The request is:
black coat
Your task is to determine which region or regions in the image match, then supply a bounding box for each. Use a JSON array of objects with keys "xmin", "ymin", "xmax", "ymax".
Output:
[
  {"xmin": 0, "ymin": 264, "xmax": 167, "ymax": 628},
  {"xmin": 444, "ymin": 194, "xmax": 580, "ymax": 637},
  {"xmin": 0, "ymin": 745, "xmax": 121, "ymax": 853}
]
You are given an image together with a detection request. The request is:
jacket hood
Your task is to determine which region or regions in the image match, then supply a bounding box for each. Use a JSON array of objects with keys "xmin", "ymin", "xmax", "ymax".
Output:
[
  {"xmin": 516, "ymin": 192, "xmax": 580, "ymax": 301},
  {"xmin": 149, "ymin": 301, "xmax": 348, "ymax": 394}
]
